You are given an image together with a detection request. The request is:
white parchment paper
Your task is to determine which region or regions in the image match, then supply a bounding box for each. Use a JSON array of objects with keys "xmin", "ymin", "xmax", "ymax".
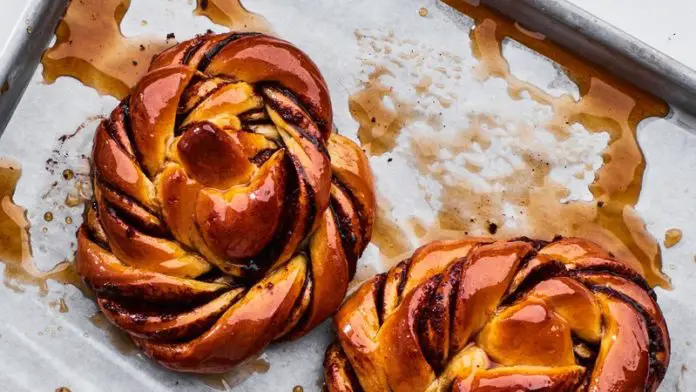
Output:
[{"xmin": 1, "ymin": 0, "xmax": 695, "ymax": 391}]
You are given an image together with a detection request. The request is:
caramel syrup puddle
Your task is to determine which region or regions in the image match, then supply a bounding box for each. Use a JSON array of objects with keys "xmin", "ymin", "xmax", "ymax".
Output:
[
  {"xmin": 195, "ymin": 0, "xmax": 272, "ymax": 32},
  {"xmin": 350, "ymin": 67, "xmax": 415, "ymax": 156},
  {"xmin": 0, "ymin": 160, "xmax": 83, "ymax": 295},
  {"xmin": 199, "ymin": 355, "xmax": 271, "ymax": 390},
  {"xmin": 42, "ymin": 0, "xmax": 271, "ymax": 100},
  {"xmin": 370, "ymin": 198, "xmax": 413, "ymax": 259},
  {"xmin": 464, "ymin": 5, "xmax": 669, "ymax": 288},
  {"xmin": 354, "ymin": 1, "xmax": 670, "ymax": 288},
  {"xmin": 41, "ymin": 0, "xmax": 171, "ymax": 100},
  {"xmin": 49, "ymin": 296, "xmax": 70, "ymax": 313}
]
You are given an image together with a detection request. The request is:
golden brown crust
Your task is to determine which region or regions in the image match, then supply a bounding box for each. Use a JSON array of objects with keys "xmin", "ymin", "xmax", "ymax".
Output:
[
  {"xmin": 323, "ymin": 237, "xmax": 670, "ymax": 392},
  {"xmin": 77, "ymin": 32, "xmax": 375, "ymax": 373}
]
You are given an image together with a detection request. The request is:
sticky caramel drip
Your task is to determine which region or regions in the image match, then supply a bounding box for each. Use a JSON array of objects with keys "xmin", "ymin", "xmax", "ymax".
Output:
[
  {"xmin": 458, "ymin": 2, "xmax": 669, "ymax": 288},
  {"xmin": 0, "ymin": 160, "xmax": 82, "ymax": 295},
  {"xmin": 355, "ymin": 1, "xmax": 670, "ymax": 288},
  {"xmin": 41, "ymin": 0, "xmax": 171, "ymax": 99},
  {"xmin": 195, "ymin": 0, "xmax": 272, "ymax": 33},
  {"xmin": 49, "ymin": 296, "xmax": 70, "ymax": 313},
  {"xmin": 198, "ymin": 355, "xmax": 271, "ymax": 390},
  {"xmin": 350, "ymin": 67, "xmax": 415, "ymax": 156},
  {"xmin": 41, "ymin": 0, "xmax": 273, "ymax": 99},
  {"xmin": 370, "ymin": 198, "xmax": 413, "ymax": 259}
]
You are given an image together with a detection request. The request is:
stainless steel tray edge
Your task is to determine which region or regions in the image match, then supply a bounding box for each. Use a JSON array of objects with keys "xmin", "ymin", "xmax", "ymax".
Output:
[
  {"xmin": 0, "ymin": 0, "xmax": 69, "ymax": 134},
  {"xmin": 482, "ymin": 0, "xmax": 696, "ymax": 117}
]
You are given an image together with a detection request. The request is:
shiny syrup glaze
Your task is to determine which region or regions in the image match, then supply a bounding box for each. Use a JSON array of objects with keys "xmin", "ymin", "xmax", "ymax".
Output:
[
  {"xmin": 0, "ymin": 160, "xmax": 82, "ymax": 295},
  {"xmin": 356, "ymin": 1, "xmax": 670, "ymax": 288},
  {"xmin": 75, "ymin": 30, "xmax": 375, "ymax": 374},
  {"xmin": 328, "ymin": 238, "xmax": 667, "ymax": 392},
  {"xmin": 195, "ymin": 0, "xmax": 271, "ymax": 32},
  {"xmin": 204, "ymin": 34, "xmax": 334, "ymax": 137}
]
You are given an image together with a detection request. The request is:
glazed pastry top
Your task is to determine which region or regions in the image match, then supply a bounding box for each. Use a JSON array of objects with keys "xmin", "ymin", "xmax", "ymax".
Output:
[
  {"xmin": 77, "ymin": 32, "xmax": 375, "ymax": 373},
  {"xmin": 324, "ymin": 237, "xmax": 670, "ymax": 392}
]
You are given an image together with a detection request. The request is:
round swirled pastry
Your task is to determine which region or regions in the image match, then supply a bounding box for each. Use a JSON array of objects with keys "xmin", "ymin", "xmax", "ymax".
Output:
[
  {"xmin": 76, "ymin": 32, "xmax": 375, "ymax": 373},
  {"xmin": 323, "ymin": 237, "xmax": 670, "ymax": 392}
]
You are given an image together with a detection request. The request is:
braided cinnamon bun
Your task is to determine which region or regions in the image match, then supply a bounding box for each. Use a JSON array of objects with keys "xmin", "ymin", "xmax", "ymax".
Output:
[
  {"xmin": 324, "ymin": 237, "xmax": 670, "ymax": 392},
  {"xmin": 76, "ymin": 32, "xmax": 376, "ymax": 373}
]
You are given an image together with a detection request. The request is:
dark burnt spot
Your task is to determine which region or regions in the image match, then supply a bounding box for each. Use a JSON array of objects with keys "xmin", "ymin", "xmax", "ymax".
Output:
[
  {"xmin": 125, "ymin": 227, "xmax": 136, "ymax": 239},
  {"xmin": 502, "ymin": 259, "xmax": 567, "ymax": 305},
  {"xmin": 488, "ymin": 222, "xmax": 498, "ymax": 235},
  {"xmin": 332, "ymin": 203, "xmax": 359, "ymax": 277},
  {"xmin": 250, "ymin": 148, "xmax": 276, "ymax": 166},
  {"xmin": 510, "ymin": 236, "xmax": 549, "ymax": 251},
  {"xmin": 396, "ymin": 262, "xmax": 411, "ymax": 296},
  {"xmin": 182, "ymin": 37, "xmax": 206, "ymax": 66},
  {"xmin": 417, "ymin": 276, "xmax": 448, "ymax": 371},
  {"xmin": 333, "ymin": 177, "xmax": 371, "ymax": 258},
  {"xmin": 572, "ymin": 337, "xmax": 598, "ymax": 369},
  {"xmin": 575, "ymin": 262, "xmax": 653, "ymax": 299},
  {"xmin": 373, "ymin": 274, "xmax": 387, "ymax": 326}
]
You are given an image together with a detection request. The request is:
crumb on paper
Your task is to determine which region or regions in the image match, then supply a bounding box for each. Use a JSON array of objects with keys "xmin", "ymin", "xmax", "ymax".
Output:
[
  {"xmin": 166, "ymin": 32, "xmax": 176, "ymax": 40},
  {"xmin": 62, "ymin": 169, "xmax": 74, "ymax": 180},
  {"xmin": 664, "ymin": 228, "xmax": 683, "ymax": 248},
  {"xmin": 419, "ymin": 7, "xmax": 428, "ymax": 17},
  {"xmin": 488, "ymin": 222, "xmax": 498, "ymax": 235}
]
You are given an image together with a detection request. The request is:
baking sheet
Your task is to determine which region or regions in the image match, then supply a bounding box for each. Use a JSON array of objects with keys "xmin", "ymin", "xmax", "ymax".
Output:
[
  {"xmin": 0, "ymin": 0, "xmax": 695, "ymax": 391},
  {"xmin": 0, "ymin": 0, "xmax": 67, "ymax": 133},
  {"xmin": 570, "ymin": 0, "xmax": 696, "ymax": 72}
]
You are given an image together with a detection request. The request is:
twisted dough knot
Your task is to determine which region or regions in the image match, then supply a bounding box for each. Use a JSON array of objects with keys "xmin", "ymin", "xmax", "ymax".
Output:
[
  {"xmin": 324, "ymin": 238, "xmax": 670, "ymax": 392},
  {"xmin": 76, "ymin": 32, "xmax": 375, "ymax": 373}
]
